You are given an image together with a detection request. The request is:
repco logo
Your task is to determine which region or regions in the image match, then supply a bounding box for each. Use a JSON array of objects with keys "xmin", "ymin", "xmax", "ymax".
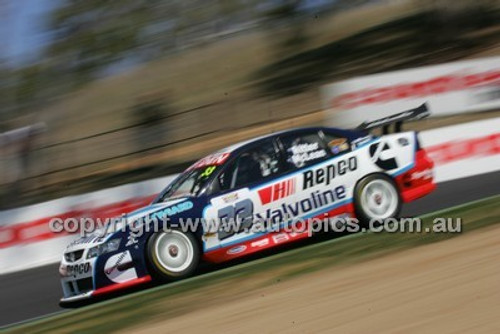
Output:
[
  {"xmin": 66, "ymin": 263, "xmax": 90, "ymax": 277},
  {"xmin": 302, "ymin": 156, "xmax": 357, "ymax": 190},
  {"xmin": 369, "ymin": 141, "xmax": 398, "ymax": 170}
]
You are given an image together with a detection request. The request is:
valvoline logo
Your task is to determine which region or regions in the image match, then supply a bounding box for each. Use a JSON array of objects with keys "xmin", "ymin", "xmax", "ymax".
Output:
[{"xmin": 258, "ymin": 179, "xmax": 296, "ymax": 205}]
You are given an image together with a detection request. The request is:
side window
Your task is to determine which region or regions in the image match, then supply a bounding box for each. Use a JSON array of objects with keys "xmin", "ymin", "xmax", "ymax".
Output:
[
  {"xmin": 219, "ymin": 140, "xmax": 281, "ymax": 191},
  {"xmin": 280, "ymin": 131, "xmax": 329, "ymax": 169},
  {"xmin": 321, "ymin": 131, "xmax": 351, "ymax": 156}
]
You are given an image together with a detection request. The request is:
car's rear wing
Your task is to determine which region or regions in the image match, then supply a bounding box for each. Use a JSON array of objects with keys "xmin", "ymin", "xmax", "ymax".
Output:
[{"xmin": 356, "ymin": 103, "xmax": 430, "ymax": 134}]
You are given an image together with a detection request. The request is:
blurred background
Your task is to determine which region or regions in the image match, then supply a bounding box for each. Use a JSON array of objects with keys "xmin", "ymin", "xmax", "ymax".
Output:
[{"xmin": 1, "ymin": 0, "xmax": 499, "ymax": 210}]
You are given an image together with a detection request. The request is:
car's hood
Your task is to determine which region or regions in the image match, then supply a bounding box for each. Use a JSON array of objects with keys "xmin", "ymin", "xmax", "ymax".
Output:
[{"xmin": 64, "ymin": 198, "xmax": 190, "ymax": 252}]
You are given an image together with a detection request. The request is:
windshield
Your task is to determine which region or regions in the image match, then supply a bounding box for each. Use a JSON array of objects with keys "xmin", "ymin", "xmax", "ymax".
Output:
[
  {"xmin": 157, "ymin": 152, "xmax": 230, "ymax": 202},
  {"xmin": 157, "ymin": 165, "xmax": 220, "ymax": 201}
]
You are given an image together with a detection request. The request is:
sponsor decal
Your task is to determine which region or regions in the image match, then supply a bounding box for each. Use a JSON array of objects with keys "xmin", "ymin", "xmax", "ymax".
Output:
[
  {"xmin": 222, "ymin": 193, "xmax": 239, "ymax": 204},
  {"xmin": 411, "ymin": 168, "xmax": 433, "ymax": 180},
  {"xmin": 188, "ymin": 153, "xmax": 230, "ymax": 170},
  {"xmin": 397, "ymin": 137, "xmax": 409, "ymax": 146},
  {"xmin": 328, "ymin": 138, "xmax": 349, "ymax": 155},
  {"xmin": 287, "ymin": 142, "xmax": 327, "ymax": 168},
  {"xmin": 251, "ymin": 238, "xmax": 270, "ymax": 248},
  {"xmin": 125, "ymin": 234, "xmax": 138, "ymax": 247},
  {"xmin": 369, "ymin": 141, "xmax": 398, "ymax": 170},
  {"xmin": 217, "ymin": 185, "xmax": 346, "ymax": 240},
  {"xmin": 104, "ymin": 251, "xmax": 138, "ymax": 283},
  {"xmin": 272, "ymin": 230, "xmax": 307, "ymax": 245},
  {"xmin": 227, "ymin": 245, "xmax": 247, "ymax": 255},
  {"xmin": 62, "ymin": 262, "xmax": 91, "ymax": 277},
  {"xmin": 255, "ymin": 186, "xmax": 347, "ymax": 226},
  {"xmin": 272, "ymin": 233, "xmax": 289, "ymax": 244},
  {"xmin": 147, "ymin": 201, "xmax": 194, "ymax": 222},
  {"xmin": 352, "ymin": 135, "xmax": 372, "ymax": 148},
  {"xmin": 302, "ymin": 156, "xmax": 357, "ymax": 190},
  {"xmin": 105, "ymin": 252, "xmax": 127, "ymax": 275},
  {"xmin": 258, "ymin": 179, "xmax": 296, "ymax": 205}
]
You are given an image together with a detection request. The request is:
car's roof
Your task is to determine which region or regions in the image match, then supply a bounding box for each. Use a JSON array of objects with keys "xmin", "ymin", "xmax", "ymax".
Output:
[
  {"xmin": 185, "ymin": 126, "xmax": 366, "ymax": 171},
  {"xmin": 217, "ymin": 126, "xmax": 364, "ymax": 155},
  {"xmin": 216, "ymin": 128, "xmax": 291, "ymax": 154}
]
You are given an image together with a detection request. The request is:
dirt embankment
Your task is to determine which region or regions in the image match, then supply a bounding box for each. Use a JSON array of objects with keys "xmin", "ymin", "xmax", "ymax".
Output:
[{"xmin": 125, "ymin": 225, "xmax": 500, "ymax": 334}]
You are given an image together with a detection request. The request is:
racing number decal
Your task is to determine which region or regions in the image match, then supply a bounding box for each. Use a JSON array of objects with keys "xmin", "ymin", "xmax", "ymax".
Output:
[
  {"xmin": 200, "ymin": 166, "xmax": 217, "ymax": 178},
  {"xmin": 217, "ymin": 199, "xmax": 254, "ymax": 240}
]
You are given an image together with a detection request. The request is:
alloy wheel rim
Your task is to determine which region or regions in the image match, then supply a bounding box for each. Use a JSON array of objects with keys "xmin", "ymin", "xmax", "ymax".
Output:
[
  {"xmin": 360, "ymin": 179, "xmax": 398, "ymax": 220},
  {"xmin": 155, "ymin": 231, "xmax": 194, "ymax": 273}
]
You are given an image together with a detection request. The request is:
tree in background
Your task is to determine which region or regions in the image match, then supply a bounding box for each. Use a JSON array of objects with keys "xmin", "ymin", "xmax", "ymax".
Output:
[
  {"xmin": 46, "ymin": 0, "xmax": 263, "ymax": 83},
  {"xmin": 48, "ymin": 0, "xmax": 157, "ymax": 84},
  {"xmin": 263, "ymin": 0, "xmax": 308, "ymax": 56},
  {"xmin": 415, "ymin": 0, "xmax": 500, "ymax": 50}
]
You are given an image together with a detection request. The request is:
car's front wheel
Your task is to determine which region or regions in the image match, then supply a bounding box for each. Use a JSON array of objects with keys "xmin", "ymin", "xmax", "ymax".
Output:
[
  {"xmin": 147, "ymin": 229, "xmax": 200, "ymax": 281},
  {"xmin": 354, "ymin": 174, "xmax": 401, "ymax": 226}
]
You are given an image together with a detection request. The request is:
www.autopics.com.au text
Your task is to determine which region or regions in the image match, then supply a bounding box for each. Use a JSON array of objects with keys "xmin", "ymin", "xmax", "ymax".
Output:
[{"xmin": 49, "ymin": 214, "xmax": 463, "ymax": 239}]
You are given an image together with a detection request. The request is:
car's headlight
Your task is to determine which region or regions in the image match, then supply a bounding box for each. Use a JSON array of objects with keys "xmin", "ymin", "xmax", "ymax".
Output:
[{"xmin": 87, "ymin": 238, "xmax": 121, "ymax": 259}]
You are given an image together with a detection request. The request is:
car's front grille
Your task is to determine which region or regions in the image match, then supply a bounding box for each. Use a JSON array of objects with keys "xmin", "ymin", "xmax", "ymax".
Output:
[
  {"xmin": 66, "ymin": 277, "xmax": 94, "ymax": 296},
  {"xmin": 64, "ymin": 250, "xmax": 84, "ymax": 262},
  {"xmin": 76, "ymin": 278, "xmax": 93, "ymax": 293}
]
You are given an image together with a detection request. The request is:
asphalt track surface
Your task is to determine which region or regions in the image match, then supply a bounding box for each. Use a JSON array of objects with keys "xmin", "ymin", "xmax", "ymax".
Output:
[{"xmin": 1, "ymin": 171, "xmax": 499, "ymax": 328}]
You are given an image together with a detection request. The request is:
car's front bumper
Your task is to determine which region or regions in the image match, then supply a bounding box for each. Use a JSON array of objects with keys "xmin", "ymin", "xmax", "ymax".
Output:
[
  {"xmin": 60, "ymin": 275, "xmax": 152, "ymax": 303},
  {"xmin": 60, "ymin": 291, "xmax": 94, "ymax": 303},
  {"xmin": 59, "ymin": 248, "xmax": 151, "ymax": 304},
  {"xmin": 59, "ymin": 253, "xmax": 95, "ymax": 302}
]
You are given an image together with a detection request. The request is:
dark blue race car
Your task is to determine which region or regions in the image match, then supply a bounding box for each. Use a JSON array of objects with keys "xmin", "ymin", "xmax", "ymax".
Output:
[{"xmin": 59, "ymin": 104, "xmax": 435, "ymax": 304}]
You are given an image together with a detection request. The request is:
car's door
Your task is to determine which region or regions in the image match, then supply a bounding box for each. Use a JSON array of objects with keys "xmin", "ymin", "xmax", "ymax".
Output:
[
  {"xmin": 202, "ymin": 138, "xmax": 287, "ymax": 253},
  {"xmin": 277, "ymin": 129, "xmax": 359, "ymax": 227}
]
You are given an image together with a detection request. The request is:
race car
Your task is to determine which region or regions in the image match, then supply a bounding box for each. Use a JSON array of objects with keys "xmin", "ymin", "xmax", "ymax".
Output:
[{"xmin": 59, "ymin": 103, "xmax": 435, "ymax": 304}]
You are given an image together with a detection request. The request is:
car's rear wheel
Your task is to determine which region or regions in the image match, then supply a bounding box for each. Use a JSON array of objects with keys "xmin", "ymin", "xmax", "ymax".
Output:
[
  {"xmin": 354, "ymin": 174, "xmax": 401, "ymax": 226},
  {"xmin": 147, "ymin": 229, "xmax": 200, "ymax": 281}
]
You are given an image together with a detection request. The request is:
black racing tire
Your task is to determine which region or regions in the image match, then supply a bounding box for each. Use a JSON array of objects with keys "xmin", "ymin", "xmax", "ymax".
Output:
[
  {"xmin": 146, "ymin": 229, "xmax": 200, "ymax": 281},
  {"xmin": 353, "ymin": 173, "xmax": 402, "ymax": 227}
]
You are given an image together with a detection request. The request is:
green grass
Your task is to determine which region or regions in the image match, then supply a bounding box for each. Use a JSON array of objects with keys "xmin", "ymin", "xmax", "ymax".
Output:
[{"xmin": 3, "ymin": 195, "xmax": 500, "ymax": 334}]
